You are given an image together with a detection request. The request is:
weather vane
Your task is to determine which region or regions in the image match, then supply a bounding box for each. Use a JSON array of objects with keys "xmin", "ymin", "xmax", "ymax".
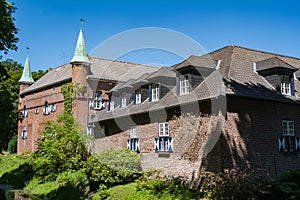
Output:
[
  {"xmin": 80, "ymin": 18, "xmax": 85, "ymax": 28},
  {"xmin": 26, "ymin": 47, "xmax": 30, "ymax": 56}
]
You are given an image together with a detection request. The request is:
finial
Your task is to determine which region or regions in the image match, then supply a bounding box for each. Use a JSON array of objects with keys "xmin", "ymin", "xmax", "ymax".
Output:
[
  {"xmin": 26, "ymin": 47, "xmax": 30, "ymax": 56},
  {"xmin": 80, "ymin": 18, "xmax": 85, "ymax": 28}
]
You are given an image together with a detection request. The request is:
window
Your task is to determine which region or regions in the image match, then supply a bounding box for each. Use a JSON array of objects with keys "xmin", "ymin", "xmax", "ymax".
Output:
[
  {"xmin": 35, "ymin": 108, "xmax": 39, "ymax": 115},
  {"xmin": 135, "ymin": 90, "xmax": 141, "ymax": 104},
  {"xmin": 21, "ymin": 125, "xmax": 27, "ymax": 140},
  {"xmin": 155, "ymin": 122, "xmax": 173, "ymax": 152},
  {"xmin": 159, "ymin": 122, "xmax": 169, "ymax": 137},
  {"xmin": 280, "ymin": 75, "xmax": 291, "ymax": 95},
  {"xmin": 51, "ymin": 104, "xmax": 56, "ymax": 112},
  {"xmin": 43, "ymin": 102, "xmax": 51, "ymax": 115},
  {"xmin": 127, "ymin": 126, "xmax": 140, "ymax": 152},
  {"xmin": 109, "ymin": 100, "xmax": 114, "ymax": 111},
  {"xmin": 92, "ymin": 92, "xmax": 103, "ymax": 109},
  {"xmin": 22, "ymin": 106, "xmax": 28, "ymax": 118},
  {"xmin": 180, "ymin": 75, "xmax": 189, "ymax": 95},
  {"xmin": 152, "ymin": 84, "xmax": 159, "ymax": 102},
  {"xmin": 121, "ymin": 93, "xmax": 126, "ymax": 108},
  {"xmin": 279, "ymin": 120, "xmax": 296, "ymax": 152},
  {"xmin": 87, "ymin": 124, "xmax": 95, "ymax": 136}
]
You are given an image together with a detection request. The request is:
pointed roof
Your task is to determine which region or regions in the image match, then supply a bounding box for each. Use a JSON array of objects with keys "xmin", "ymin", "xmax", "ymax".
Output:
[
  {"xmin": 70, "ymin": 29, "xmax": 90, "ymax": 64},
  {"xmin": 19, "ymin": 57, "xmax": 34, "ymax": 84}
]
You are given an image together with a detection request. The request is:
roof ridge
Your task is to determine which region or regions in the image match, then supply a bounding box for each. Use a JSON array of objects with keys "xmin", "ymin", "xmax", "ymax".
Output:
[
  {"xmin": 233, "ymin": 45, "xmax": 300, "ymax": 61},
  {"xmin": 89, "ymin": 56, "xmax": 159, "ymax": 69}
]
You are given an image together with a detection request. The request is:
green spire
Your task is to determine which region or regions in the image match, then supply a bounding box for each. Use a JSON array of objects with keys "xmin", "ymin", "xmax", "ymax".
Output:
[
  {"xmin": 19, "ymin": 57, "xmax": 34, "ymax": 84},
  {"xmin": 70, "ymin": 29, "xmax": 90, "ymax": 64}
]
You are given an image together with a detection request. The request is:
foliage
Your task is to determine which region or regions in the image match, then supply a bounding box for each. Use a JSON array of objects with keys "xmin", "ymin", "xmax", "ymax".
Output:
[
  {"xmin": 0, "ymin": 59, "xmax": 22, "ymax": 152},
  {"xmin": 7, "ymin": 134, "xmax": 17, "ymax": 153},
  {"xmin": 24, "ymin": 173, "xmax": 88, "ymax": 200},
  {"xmin": 201, "ymin": 168, "xmax": 268, "ymax": 199},
  {"xmin": 29, "ymin": 83, "xmax": 89, "ymax": 182},
  {"xmin": 0, "ymin": 0, "xmax": 18, "ymax": 55},
  {"xmin": 96, "ymin": 148, "xmax": 142, "ymax": 172},
  {"xmin": 0, "ymin": 154, "xmax": 33, "ymax": 188},
  {"xmin": 32, "ymin": 69, "xmax": 47, "ymax": 81},
  {"xmin": 83, "ymin": 154, "xmax": 141, "ymax": 192},
  {"xmin": 262, "ymin": 169, "xmax": 300, "ymax": 199}
]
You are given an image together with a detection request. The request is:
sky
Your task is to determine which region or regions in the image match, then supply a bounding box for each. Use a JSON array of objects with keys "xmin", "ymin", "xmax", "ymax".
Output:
[{"xmin": 1, "ymin": 0, "xmax": 300, "ymax": 72}]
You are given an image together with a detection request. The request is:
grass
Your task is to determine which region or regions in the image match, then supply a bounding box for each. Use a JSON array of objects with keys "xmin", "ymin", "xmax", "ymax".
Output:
[{"xmin": 0, "ymin": 153, "xmax": 33, "ymax": 188}]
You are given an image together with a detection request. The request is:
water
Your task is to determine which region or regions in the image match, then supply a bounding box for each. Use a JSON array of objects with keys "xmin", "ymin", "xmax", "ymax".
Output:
[{"xmin": 0, "ymin": 185, "xmax": 31, "ymax": 200}]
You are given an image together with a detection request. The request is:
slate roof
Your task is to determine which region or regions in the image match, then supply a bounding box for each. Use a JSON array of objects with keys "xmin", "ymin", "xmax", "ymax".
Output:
[
  {"xmin": 92, "ymin": 45, "xmax": 300, "ymax": 123},
  {"xmin": 21, "ymin": 57, "xmax": 158, "ymax": 95}
]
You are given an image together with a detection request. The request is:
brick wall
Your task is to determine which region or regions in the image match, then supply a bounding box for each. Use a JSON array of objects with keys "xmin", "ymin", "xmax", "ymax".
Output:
[
  {"xmin": 93, "ymin": 96, "xmax": 300, "ymax": 179},
  {"xmin": 17, "ymin": 84, "xmax": 65, "ymax": 154}
]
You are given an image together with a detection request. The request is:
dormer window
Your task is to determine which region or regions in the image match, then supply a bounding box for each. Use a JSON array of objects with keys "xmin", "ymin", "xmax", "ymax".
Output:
[
  {"xmin": 120, "ymin": 93, "xmax": 126, "ymax": 108},
  {"xmin": 151, "ymin": 84, "xmax": 159, "ymax": 102},
  {"xmin": 109, "ymin": 100, "xmax": 114, "ymax": 111},
  {"xmin": 179, "ymin": 75, "xmax": 189, "ymax": 95},
  {"xmin": 135, "ymin": 90, "xmax": 141, "ymax": 104},
  {"xmin": 92, "ymin": 92, "xmax": 103, "ymax": 109},
  {"xmin": 280, "ymin": 75, "xmax": 291, "ymax": 95}
]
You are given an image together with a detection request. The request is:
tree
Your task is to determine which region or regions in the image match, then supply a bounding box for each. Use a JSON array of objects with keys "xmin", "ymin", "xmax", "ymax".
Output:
[
  {"xmin": 0, "ymin": 59, "xmax": 22, "ymax": 152},
  {"xmin": 0, "ymin": 0, "xmax": 18, "ymax": 55}
]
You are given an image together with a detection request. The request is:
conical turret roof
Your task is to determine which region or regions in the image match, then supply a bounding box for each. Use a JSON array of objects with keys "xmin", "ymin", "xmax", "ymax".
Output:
[
  {"xmin": 19, "ymin": 57, "xmax": 35, "ymax": 84},
  {"xmin": 70, "ymin": 29, "xmax": 90, "ymax": 64}
]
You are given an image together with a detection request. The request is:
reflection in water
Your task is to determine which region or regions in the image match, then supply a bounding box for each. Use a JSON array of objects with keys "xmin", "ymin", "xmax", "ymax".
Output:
[{"xmin": 0, "ymin": 188, "xmax": 32, "ymax": 200}]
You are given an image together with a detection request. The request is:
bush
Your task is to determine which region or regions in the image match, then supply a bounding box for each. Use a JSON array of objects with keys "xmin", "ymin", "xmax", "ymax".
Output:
[
  {"xmin": 7, "ymin": 135, "xmax": 17, "ymax": 153},
  {"xmin": 83, "ymin": 154, "xmax": 141, "ymax": 192},
  {"xmin": 201, "ymin": 168, "xmax": 268, "ymax": 199},
  {"xmin": 97, "ymin": 148, "xmax": 142, "ymax": 172},
  {"xmin": 262, "ymin": 169, "xmax": 300, "ymax": 199}
]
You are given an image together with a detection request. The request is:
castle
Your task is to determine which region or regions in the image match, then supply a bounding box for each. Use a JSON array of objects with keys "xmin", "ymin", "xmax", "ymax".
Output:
[{"xmin": 18, "ymin": 29, "xmax": 300, "ymax": 178}]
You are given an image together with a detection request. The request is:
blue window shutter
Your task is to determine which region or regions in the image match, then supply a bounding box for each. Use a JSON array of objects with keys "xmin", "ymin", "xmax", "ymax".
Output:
[
  {"xmin": 108, "ymin": 100, "xmax": 111, "ymax": 110},
  {"xmin": 278, "ymin": 136, "xmax": 285, "ymax": 152},
  {"xmin": 155, "ymin": 138, "xmax": 159, "ymax": 152},
  {"xmin": 295, "ymin": 137, "xmax": 300, "ymax": 152},
  {"xmin": 163, "ymin": 137, "xmax": 166, "ymax": 151},
  {"xmin": 149, "ymin": 85, "xmax": 152, "ymax": 102},
  {"xmin": 133, "ymin": 138, "xmax": 136, "ymax": 151},
  {"xmin": 127, "ymin": 139, "xmax": 131, "ymax": 150},
  {"xmin": 43, "ymin": 106, "xmax": 46, "ymax": 115},
  {"xmin": 177, "ymin": 77, "xmax": 180, "ymax": 96},
  {"xmin": 100, "ymin": 100, "xmax": 105, "ymax": 109},
  {"xmin": 136, "ymin": 139, "xmax": 140, "ymax": 152},
  {"xmin": 24, "ymin": 109, "xmax": 28, "ymax": 117},
  {"xmin": 134, "ymin": 91, "xmax": 136, "ymax": 105},
  {"xmin": 168, "ymin": 137, "xmax": 173, "ymax": 152},
  {"xmin": 89, "ymin": 100, "xmax": 94, "ymax": 109}
]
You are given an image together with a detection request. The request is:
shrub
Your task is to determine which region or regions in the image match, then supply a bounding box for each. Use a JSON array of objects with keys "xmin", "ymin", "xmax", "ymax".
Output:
[
  {"xmin": 7, "ymin": 135, "xmax": 17, "ymax": 153},
  {"xmin": 201, "ymin": 168, "xmax": 268, "ymax": 199},
  {"xmin": 96, "ymin": 148, "xmax": 142, "ymax": 172},
  {"xmin": 83, "ymin": 154, "xmax": 141, "ymax": 192}
]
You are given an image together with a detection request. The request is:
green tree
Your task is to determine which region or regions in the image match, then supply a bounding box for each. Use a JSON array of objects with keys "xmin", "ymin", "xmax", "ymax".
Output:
[
  {"xmin": 29, "ymin": 83, "xmax": 89, "ymax": 181},
  {"xmin": 0, "ymin": 59, "xmax": 22, "ymax": 152},
  {"xmin": 0, "ymin": 0, "xmax": 18, "ymax": 55}
]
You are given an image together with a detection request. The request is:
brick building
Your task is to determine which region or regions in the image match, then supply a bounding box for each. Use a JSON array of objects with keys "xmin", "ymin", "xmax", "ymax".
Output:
[{"xmin": 18, "ymin": 29, "xmax": 300, "ymax": 178}]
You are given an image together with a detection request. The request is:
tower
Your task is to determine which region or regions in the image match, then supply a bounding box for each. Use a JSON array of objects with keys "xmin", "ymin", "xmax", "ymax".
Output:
[
  {"xmin": 19, "ymin": 57, "xmax": 34, "ymax": 92},
  {"xmin": 70, "ymin": 28, "xmax": 90, "ymax": 130}
]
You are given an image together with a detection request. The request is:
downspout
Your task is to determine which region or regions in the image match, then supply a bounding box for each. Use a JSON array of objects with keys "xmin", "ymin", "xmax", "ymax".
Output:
[{"xmin": 86, "ymin": 81, "xmax": 89, "ymax": 133}]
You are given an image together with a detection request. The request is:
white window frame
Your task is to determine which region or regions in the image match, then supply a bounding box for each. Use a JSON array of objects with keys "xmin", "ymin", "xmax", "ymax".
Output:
[
  {"xmin": 135, "ymin": 90, "xmax": 141, "ymax": 104},
  {"xmin": 51, "ymin": 104, "xmax": 56, "ymax": 112},
  {"xmin": 93, "ymin": 92, "xmax": 102, "ymax": 109},
  {"xmin": 280, "ymin": 75, "xmax": 291, "ymax": 95},
  {"xmin": 43, "ymin": 102, "xmax": 51, "ymax": 115},
  {"xmin": 159, "ymin": 122, "xmax": 169, "ymax": 137},
  {"xmin": 281, "ymin": 120, "xmax": 295, "ymax": 152},
  {"xmin": 180, "ymin": 75, "xmax": 189, "ymax": 95},
  {"xmin": 22, "ymin": 106, "xmax": 28, "ymax": 118},
  {"xmin": 129, "ymin": 126, "xmax": 138, "ymax": 138},
  {"xmin": 22, "ymin": 125, "xmax": 27, "ymax": 140},
  {"xmin": 152, "ymin": 84, "xmax": 159, "ymax": 102},
  {"xmin": 121, "ymin": 93, "xmax": 127, "ymax": 108}
]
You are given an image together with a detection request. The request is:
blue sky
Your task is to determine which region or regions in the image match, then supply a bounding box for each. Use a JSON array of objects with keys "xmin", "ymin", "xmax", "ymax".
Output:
[{"xmin": 1, "ymin": 0, "xmax": 300, "ymax": 72}]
